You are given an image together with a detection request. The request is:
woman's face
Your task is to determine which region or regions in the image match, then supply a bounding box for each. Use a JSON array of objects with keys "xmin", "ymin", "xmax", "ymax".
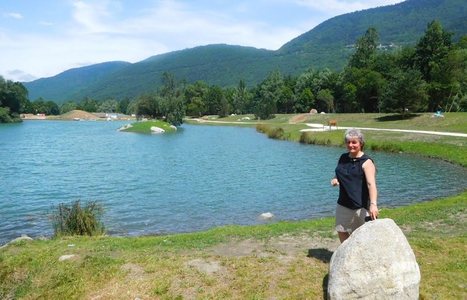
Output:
[{"xmin": 346, "ymin": 137, "xmax": 362, "ymax": 155}]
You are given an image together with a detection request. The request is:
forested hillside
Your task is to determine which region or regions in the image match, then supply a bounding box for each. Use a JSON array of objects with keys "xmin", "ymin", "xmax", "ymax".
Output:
[
  {"xmin": 24, "ymin": 62, "xmax": 131, "ymax": 102},
  {"xmin": 23, "ymin": 0, "xmax": 467, "ymax": 103}
]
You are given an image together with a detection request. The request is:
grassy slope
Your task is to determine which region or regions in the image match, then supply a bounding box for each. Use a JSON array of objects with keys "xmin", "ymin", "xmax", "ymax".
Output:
[{"xmin": 1, "ymin": 112, "xmax": 466, "ymax": 299}]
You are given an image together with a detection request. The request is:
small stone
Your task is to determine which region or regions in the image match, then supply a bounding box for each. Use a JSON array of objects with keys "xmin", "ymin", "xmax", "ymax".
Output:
[{"xmin": 59, "ymin": 254, "xmax": 77, "ymax": 262}]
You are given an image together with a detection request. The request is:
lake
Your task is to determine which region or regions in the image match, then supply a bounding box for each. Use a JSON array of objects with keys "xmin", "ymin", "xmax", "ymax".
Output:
[{"xmin": 1, "ymin": 120, "xmax": 466, "ymax": 245}]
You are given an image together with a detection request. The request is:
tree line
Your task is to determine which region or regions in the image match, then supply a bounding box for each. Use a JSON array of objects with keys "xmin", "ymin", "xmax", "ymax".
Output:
[{"xmin": 1, "ymin": 21, "xmax": 465, "ymax": 124}]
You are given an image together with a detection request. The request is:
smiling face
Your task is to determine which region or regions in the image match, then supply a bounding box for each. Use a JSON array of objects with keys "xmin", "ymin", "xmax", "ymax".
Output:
[{"xmin": 346, "ymin": 137, "xmax": 363, "ymax": 157}]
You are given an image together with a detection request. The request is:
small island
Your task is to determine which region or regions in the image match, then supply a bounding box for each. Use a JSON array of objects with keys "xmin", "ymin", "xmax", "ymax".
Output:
[{"xmin": 119, "ymin": 120, "xmax": 177, "ymax": 134}]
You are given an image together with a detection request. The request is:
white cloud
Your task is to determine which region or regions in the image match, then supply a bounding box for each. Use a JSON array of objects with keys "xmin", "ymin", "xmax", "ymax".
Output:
[
  {"xmin": 71, "ymin": 0, "xmax": 115, "ymax": 34},
  {"xmin": 6, "ymin": 69, "xmax": 36, "ymax": 82},
  {"xmin": 4, "ymin": 12, "xmax": 23, "ymax": 19},
  {"xmin": 294, "ymin": 0, "xmax": 404, "ymax": 14},
  {"xmin": 39, "ymin": 21, "xmax": 54, "ymax": 26}
]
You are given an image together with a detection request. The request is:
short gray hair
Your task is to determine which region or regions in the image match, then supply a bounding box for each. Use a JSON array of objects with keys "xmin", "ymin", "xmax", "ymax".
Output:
[{"xmin": 344, "ymin": 128, "xmax": 365, "ymax": 148}]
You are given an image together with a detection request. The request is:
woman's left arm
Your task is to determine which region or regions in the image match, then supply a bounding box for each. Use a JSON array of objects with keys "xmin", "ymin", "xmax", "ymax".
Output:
[{"xmin": 363, "ymin": 159, "xmax": 378, "ymax": 220}]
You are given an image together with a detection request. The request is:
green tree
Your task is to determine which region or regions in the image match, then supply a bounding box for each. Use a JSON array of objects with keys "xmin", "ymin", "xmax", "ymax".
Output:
[
  {"xmin": 414, "ymin": 20, "xmax": 453, "ymax": 111},
  {"xmin": 316, "ymin": 89, "xmax": 335, "ymax": 113},
  {"xmin": 184, "ymin": 81, "xmax": 208, "ymax": 116},
  {"xmin": 343, "ymin": 67, "xmax": 384, "ymax": 112},
  {"xmin": 230, "ymin": 80, "xmax": 251, "ymax": 114},
  {"xmin": 158, "ymin": 72, "xmax": 185, "ymax": 125},
  {"xmin": 117, "ymin": 98, "xmax": 130, "ymax": 114},
  {"xmin": 0, "ymin": 77, "xmax": 28, "ymax": 114},
  {"xmin": 60, "ymin": 101, "xmax": 78, "ymax": 114},
  {"xmin": 348, "ymin": 27, "xmax": 379, "ymax": 69},
  {"xmin": 31, "ymin": 99, "xmax": 60, "ymax": 115},
  {"xmin": 277, "ymin": 75, "xmax": 296, "ymax": 114},
  {"xmin": 98, "ymin": 99, "xmax": 119, "ymax": 113},
  {"xmin": 78, "ymin": 97, "xmax": 98, "ymax": 112},
  {"xmin": 204, "ymin": 85, "xmax": 226, "ymax": 116},
  {"xmin": 380, "ymin": 69, "xmax": 428, "ymax": 113},
  {"xmin": 136, "ymin": 93, "xmax": 160, "ymax": 119},
  {"xmin": 294, "ymin": 88, "xmax": 314, "ymax": 113},
  {"xmin": 414, "ymin": 20, "xmax": 452, "ymax": 82},
  {"xmin": 253, "ymin": 71, "xmax": 284, "ymax": 120},
  {"xmin": 339, "ymin": 83, "xmax": 358, "ymax": 113},
  {"xmin": 161, "ymin": 95, "xmax": 185, "ymax": 126}
]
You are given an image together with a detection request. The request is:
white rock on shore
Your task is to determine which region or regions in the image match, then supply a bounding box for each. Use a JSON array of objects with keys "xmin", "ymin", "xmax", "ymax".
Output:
[
  {"xmin": 150, "ymin": 126, "xmax": 165, "ymax": 134},
  {"xmin": 0, "ymin": 234, "xmax": 33, "ymax": 249}
]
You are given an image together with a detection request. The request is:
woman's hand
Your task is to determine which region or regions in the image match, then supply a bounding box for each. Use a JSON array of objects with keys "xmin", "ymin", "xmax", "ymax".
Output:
[
  {"xmin": 369, "ymin": 203, "xmax": 379, "ymax": 220},
  {"xmin": 331, "ymin": 178, "xmax": 339, "ymax": 186}
]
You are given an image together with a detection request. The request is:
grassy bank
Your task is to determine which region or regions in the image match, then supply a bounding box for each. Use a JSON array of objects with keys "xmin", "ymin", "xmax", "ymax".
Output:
[
  {"xmin": 188, "ymin": 112, "xmax": 467, "ymax": 166},
  {"xmin": 0, "ymin": 192, "xmax": 465, "ymax": 299},
  {"xmin": 1, "ymin": 112, "xmax": 465, "ymax": 299}
]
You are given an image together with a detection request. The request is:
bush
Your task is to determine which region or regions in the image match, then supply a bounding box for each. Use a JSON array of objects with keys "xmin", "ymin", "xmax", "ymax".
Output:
[
  {"xmin": 256, "ymin": 124, "xmax": 286, "ymax": 139},
  {"xmin": 51, "ymin": 200, "xmax": 105, "ymax": 237}
]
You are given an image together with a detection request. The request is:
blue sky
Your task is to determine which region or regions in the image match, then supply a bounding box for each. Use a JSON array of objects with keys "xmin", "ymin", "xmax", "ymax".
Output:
[{"xmin": 0, "ymin": 0, "xmax": 403, "ymax": 82}]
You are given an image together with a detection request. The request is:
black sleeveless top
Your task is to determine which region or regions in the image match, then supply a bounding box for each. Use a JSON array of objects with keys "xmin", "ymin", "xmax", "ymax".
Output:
[{"xmin": 335, "ymin": 153, "xmax": 373, "ymax": 209}]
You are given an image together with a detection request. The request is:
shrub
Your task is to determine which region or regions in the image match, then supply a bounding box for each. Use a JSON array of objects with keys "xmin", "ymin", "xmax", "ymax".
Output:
[
  {"xmin": 267, "ymin": 127, "xmax": 285, "ymax": 139},
  {"xmin": 255, "ymin": 124, "xmax": 269, "ymax": 133},
  {"xmin": 51, "ymin": 200, "xmax": 105, "ymax": 237},
  {"xmin": 256, "ymin": 124, "xmax": 286, "ymax": 139}
]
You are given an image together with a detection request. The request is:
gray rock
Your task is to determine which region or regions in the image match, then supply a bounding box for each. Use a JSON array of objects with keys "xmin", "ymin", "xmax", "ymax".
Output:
[
  {"xmin": 0, "ymin": 234, "xmax": 33, "ymax": 249},
  {"xmin": 328, "ymin": 218, "xmax": 420, "ymax": 300},
  {"xmin": 59, "ymin": 254, "xmax": 77, "ymax": 262}
]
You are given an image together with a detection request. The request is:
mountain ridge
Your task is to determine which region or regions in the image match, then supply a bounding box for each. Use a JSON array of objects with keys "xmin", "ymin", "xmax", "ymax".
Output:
[{"xmin": 23, "ymin": 0, "xmax": 467, "ymax": 103}]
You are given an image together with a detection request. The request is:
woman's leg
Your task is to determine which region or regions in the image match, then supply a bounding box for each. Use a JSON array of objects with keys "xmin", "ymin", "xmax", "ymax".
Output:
[{"xmin": 338, "ymin": 231, "xmax": 350, "ymax": 243}]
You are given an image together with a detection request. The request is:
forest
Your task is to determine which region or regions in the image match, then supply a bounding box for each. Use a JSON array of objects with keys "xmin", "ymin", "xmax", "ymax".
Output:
[{"xmin": 1, "ymin": 21, "xmax": 466, "ymax": 125}]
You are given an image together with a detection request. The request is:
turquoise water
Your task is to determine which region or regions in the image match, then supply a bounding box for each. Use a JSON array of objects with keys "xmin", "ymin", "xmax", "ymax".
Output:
[{"xmin": 1, "ymin": 120, "xmax": 466, "ymax": 245}]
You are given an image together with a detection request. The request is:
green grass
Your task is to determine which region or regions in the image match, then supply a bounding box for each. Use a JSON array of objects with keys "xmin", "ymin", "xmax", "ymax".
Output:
[
  {"xmin": 1, "ymin": 192, "xmax": 465, "ymax": 299},
  {"xmin": 120, "ymin": 120, "xmax": 177, "ymax": 134},
  {"xmin": 1, "ymin": 112, "xmax": 466, "ymax": 299}
]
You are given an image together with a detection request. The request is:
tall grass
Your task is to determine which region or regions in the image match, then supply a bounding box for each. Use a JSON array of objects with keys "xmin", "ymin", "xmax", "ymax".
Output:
[
  {"xmin": 51, "ymin": 200, "xmax": 105, "ymax": 237},
  {"xmin": 256, "ymin": 124, "xmax": 286, "ymax": 139},
  {"xmin": 299, "ymin": 131, "xmax": 333, "ymax": 145}
]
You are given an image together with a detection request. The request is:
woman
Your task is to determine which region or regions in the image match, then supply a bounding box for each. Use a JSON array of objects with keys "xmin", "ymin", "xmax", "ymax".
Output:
[{"xmin": 331, "ymin": 128, "xmax": 378, "ymax": 243}]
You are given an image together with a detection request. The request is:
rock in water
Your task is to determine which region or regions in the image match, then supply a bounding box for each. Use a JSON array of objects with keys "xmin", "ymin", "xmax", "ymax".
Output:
[
  {"xmin": 259, "ymin": 212, "xmax": 274, "ymax": 220},
  {"xmin": 328, "ymin": 218, "xmax": 420, "ymax": 299}
]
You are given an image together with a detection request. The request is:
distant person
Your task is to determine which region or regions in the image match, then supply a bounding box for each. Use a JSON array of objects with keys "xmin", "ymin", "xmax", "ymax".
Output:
[{"xmin": 331, "ymin": 129, "xmax": 378, "ymax": 243}]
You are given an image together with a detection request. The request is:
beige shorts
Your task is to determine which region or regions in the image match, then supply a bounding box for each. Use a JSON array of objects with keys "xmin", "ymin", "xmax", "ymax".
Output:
[{"xmin": 335, "ymin": 204, "xmax": 369, "ymax": 233}]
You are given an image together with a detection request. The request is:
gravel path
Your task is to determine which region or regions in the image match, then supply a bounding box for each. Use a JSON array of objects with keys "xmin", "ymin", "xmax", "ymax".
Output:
[{"xmin": 301, "ymin": 123, "xmax": 467, "ymax": 138}]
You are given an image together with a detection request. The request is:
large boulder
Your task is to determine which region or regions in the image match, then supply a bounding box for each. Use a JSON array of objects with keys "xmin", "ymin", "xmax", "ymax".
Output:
[{"xmin": 328, "ymin": 218, "xmax": 420, "ymax": 299}]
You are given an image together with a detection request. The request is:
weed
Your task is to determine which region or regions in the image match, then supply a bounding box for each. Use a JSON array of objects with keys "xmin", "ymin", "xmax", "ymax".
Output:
[{"xmin": 51, "ymin": 200, "xmax": 105, "ymax": 237}]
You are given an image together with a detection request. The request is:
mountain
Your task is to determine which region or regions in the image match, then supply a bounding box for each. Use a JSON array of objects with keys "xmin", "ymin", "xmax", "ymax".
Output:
[
  {"xmin": 81, "ymin": 45, "xmax": 278, "ymax": 100},
  {"xmin": 24, "ymin": 61, "xmax": 131, "ymax": 102},
  {"xmin": 24, "ymin": 0, "xmax": 467, "ymax": 103}
]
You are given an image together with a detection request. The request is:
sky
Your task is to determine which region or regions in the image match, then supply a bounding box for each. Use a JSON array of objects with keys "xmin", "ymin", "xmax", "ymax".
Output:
[{"xmin": 0, "ymin": 0, "xmax": 404, "ymax": 82}]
